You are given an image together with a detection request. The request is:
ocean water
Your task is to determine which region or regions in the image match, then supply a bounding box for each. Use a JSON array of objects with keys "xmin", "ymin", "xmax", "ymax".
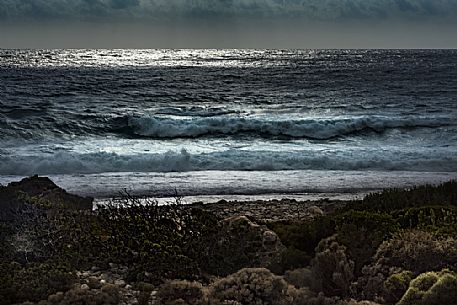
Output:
[{"xmin": 1, "ymin": 49, "xmax": 457, "ymax": 199}]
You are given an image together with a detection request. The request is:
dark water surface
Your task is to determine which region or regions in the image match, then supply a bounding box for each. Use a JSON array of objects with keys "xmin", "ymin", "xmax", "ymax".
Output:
[{"xmin": 1, "ymin": 49, "xmax": 456, "ymax": 198}]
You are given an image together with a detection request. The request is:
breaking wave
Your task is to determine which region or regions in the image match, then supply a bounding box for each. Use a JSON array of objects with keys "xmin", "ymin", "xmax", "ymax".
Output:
[
  {"xmin": 1, "ymin": 148, "xmax": 457, "ymax": 175},
  {"xmin": 123, "ymin": 115, "xmax": 455, "ymax": 140}
]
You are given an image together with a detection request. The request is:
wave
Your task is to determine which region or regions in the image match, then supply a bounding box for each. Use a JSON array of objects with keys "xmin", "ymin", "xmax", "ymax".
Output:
[
  {"xmin": 1, "ymin": 148, "xmax": 457, "ymax": 175},
  {"xmin": 123, "ymin": 115, "xmax": 455, "ymax": 140}
]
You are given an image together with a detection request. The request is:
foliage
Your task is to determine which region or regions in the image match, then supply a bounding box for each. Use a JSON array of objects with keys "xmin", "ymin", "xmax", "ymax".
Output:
[
  {"xmin": 284, "ymin": 268, "xmax": 315, "ymax": 289},
  {"xmin": 333, "ymin": 211, "xmax": 399, "ymax": 275},
  {"xmin": 268, "ymin": 217, "xmax": 335, "ymax": 255},
  {"xmin": 21, "ymin": 284, "xmax": 122, "ymax": 305},
  {"xmin": 392, "ymin": 206, "xmax": 457, "ymax": 236},
  {"xmin": 373, "ymin": 230, "xmax": 457, "ymax": 275},
  {"xmin": 276, "ymin": 247, "xmax": 313, "ymax": 273},
  {"xmin": 156, "ymin": 268, "xmax": 379, "ymax": 305},
  {"xmin": 157, "ymin": 280, "xmax": 208, "ymax": 305},
  {"xmin": 311, "ymin": 236, "xmax": 355, "ymax": 297},
  {"xmin": 397, "ymin": 269, "xmax": 457, "ymax": 305},
  {"xmin": 0, "ymin": 262, "xmax": 75, "ymax": 304},
  {"xmin": 344, "ymin": 181, "xmax": 457, "ymax": 213},
  {"xmin": 383, "ymin": 271, "xmax": 413, "ymax": 304},
  {"xmin": 208, "ymin": 268, "xmax": 291, "ymax": 305}
]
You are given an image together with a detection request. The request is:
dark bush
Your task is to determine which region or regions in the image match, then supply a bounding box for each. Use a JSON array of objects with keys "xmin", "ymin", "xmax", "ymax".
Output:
[
  {"xmin": 344, "ymin": 181, "xmax": 457, "ymax": 212},
  {"xmin": 157, "ymin": 280, "xmax": 208, "ymax": 305},
  {"xmin": 0, "ymin": 262, "xmax": 75, "ymax": 304},
  {"xmin": 373, "ymin": 230, "xmax": 457, "ymax": 275},
  {"xmin": 208, "ymin": 268, "xmax": 291, "ymax": 305},
  {"xmin": 268, "ymin": 217, "xmax": 335, "ymax": 255},
  {"xmin": 311, "ymin": 236, "xmax": 355, "ymax": 297},
  {"xmin": 333, "ymin": 211, "xmax": 399, "ymax": 275}
]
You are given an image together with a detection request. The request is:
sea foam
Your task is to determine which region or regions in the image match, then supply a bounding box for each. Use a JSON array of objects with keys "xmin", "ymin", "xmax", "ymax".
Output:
[{"xmin": 125, "ymin": 115, "xmax": 455, "ymax": 140}]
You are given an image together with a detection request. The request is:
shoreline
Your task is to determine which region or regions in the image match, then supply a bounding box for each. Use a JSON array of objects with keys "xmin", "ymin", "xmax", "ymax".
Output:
[
  {"xmin": 2, "ymin": 176, "xmax": 457, "ymax": 305},
  {"xmin": 2, "ymin": 169, "xmax": 457, "ymax": 200}
]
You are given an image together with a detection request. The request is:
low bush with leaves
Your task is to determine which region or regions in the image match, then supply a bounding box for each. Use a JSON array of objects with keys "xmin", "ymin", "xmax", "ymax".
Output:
[{"xmin": 397, "ymin": 269, "xmax": 457, "ymax": 305}]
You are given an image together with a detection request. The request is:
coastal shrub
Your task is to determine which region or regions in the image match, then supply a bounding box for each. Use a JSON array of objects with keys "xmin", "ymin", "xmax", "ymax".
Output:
[
  {"xmin": 275, "ymin": 247, "xmax": 312, "ymax": 273},
  {"xmin": 268, "ymin": 218, "xmax": 335, "ymax": 255},
  {"xmin": 208, "ymin": 268, "xmax": 291, "ymax": 305},
  {"xmin": 353, "ymin": 230, "xmax": 457, "ymax": 302},
  {"xmin": 392, "ymin": 206, "xmax": 457, "ymax": 235},
  {"xmin": 0, "ymin": 262, "xmax": 75, "ymax": 304},
  {"xmin": 22, "ymin": 284, "xmax": 121, "ymax": 305},
  {"xmin": 157, "ymin": 280, "xmax": 208, "ymax": 305},
  {"xmin": 284, "ymin": 268, "xmax": 315, "ymax": 289},
  {"xmin": 383, "ymin": 271, "xmax": 413, "ymax": 304},
  {"xmin": 397, "ymin": 269, "xmax": 457, "ymax": 305},
  {"xmin": 311, "ymin": 236, "xmax": 355, "ymax": 297},
  {"xmin": 373, "ymin": 230, "xmax": 457, "ymax": 275},
  {"xmin": 0, "ymin": 223, "xmax": 14, "ymax": 260},
  {"xmin": 344, "ymin": 181, "xmax": 457, "ymax": 212},
  {"xmin": 333, "ymin": 211, "xmax": 399, "ymax": 275}
]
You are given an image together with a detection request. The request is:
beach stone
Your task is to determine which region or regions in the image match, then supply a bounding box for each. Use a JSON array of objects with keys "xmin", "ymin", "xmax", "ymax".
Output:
[
  {"xmin": 115, "ymin": 279, "xmax": 126, "ymax": 287},
  {"xmin": 80, "ymin": 284, "xmax": 90, "ymax": 290},
  {"xmin": 308, "ymin": 205, "xmax": 324, "ymax": 217},
  {"xmin": 87, "ymin": 276, "xmax": 102, "ymax": 289}
]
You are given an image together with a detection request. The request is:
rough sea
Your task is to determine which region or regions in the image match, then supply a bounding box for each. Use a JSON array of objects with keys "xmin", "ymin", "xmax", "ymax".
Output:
[{"xmin": 1, "ymin": 49, "xmax": 457, "ymax": 200}]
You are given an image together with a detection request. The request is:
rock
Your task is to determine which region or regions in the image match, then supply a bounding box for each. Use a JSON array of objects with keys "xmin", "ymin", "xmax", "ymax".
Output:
[
  {"xmin": 0, "ymin": 176, "xmax": 93, "ymax": 218},
  {"xmin": 87, "ymin": 276, "xmax": 102, "ymax": 289},
  {"xmin": 80, "ymin": 284, "xmax": 90, "ymax": 290},
  {"xmin": 115, "ymin": 279, "xmax": 126, "ymax": 287},
  {"xmin": 308, "ymin": 205, "xmax": 324, "ymax": 217}
]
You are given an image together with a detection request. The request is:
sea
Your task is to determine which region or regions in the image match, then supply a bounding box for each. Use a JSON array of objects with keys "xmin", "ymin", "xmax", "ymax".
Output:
[{"xmin": 1, "ymin": 49, "xmax": 457, "ymax": 202}]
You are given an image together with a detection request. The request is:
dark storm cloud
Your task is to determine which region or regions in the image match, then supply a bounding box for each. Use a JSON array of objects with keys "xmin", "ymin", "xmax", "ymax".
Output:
[{"xmin": 1, "ymin": 0, "xmax": 457, "ymax": 21}]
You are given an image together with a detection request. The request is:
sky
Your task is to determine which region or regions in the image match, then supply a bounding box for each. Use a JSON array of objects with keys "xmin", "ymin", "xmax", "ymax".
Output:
[{"xmin": 0, "ymin": 0, "xmax": 457, "ymax": 48}]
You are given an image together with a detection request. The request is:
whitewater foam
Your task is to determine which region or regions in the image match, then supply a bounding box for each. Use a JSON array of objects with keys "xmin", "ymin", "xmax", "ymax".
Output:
[
  {"xmin": 1, "ymin": 147, "xmax": 457, "ymax": 175},
  {"xmin": 126, "ymin": 115, "xmax": 455, "ymax": 140}
]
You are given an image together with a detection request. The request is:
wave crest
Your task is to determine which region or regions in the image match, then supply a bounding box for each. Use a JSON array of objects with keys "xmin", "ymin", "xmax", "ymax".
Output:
[
  {"xmin": 1, "ymin": 148, "xmax": 456, "ymax": 175},
  {"xmin": 124, "ymin": 115, "xmax": 454, "ymax": 140}
]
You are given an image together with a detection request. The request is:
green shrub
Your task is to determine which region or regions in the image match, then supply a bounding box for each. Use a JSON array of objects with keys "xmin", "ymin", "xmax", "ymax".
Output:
[
  {"xmin": 27, "ymin": 284, "xmax": 121, "ymax": 305},
  {"xmin": 373, "ymin": 230, "xmax": 457, "ymax": 275},
  {"xmin": 344, "ymin": 181, "xmax": 457, "ymax": 213},
  {"xmin": 284, "ymin": 268, "xmax": 314, "ymax": 289},
  {"xmin": 274, "ymin": 247, "xmax": 312, "ymax": 273},
  {"xmin": 397, "ymin": 269, "xmax": 457, "ymax": 305},
  {"xmin": 0, "ymin": 262, "xmax": 75, "ymax": 304},
  {"xmin": 393, "ymin": 206, "xmax": 457, "ymax": 235},
  {"xmin": 333, "ymin": 211, "xmax": 399, "ymax": 275},
  {"xmin": 383, "ymin": 271, "xmax": 413, "ymax": 304},
  {"xmin": 157, "ymin": 280, "xmax": 208, "ymax": 305},
  {"xmin": 208, "ymin": 268, "xmax": 291, "ymax": 305},
  {"xmin": 311, "ymin": 236, "xmax": 355, "ymax": 297}
]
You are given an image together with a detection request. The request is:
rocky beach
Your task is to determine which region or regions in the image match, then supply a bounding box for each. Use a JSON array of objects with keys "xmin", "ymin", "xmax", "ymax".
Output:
[{"xmin": 2, "ymin": 176, "xmax": 457, "ymax": 305}]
